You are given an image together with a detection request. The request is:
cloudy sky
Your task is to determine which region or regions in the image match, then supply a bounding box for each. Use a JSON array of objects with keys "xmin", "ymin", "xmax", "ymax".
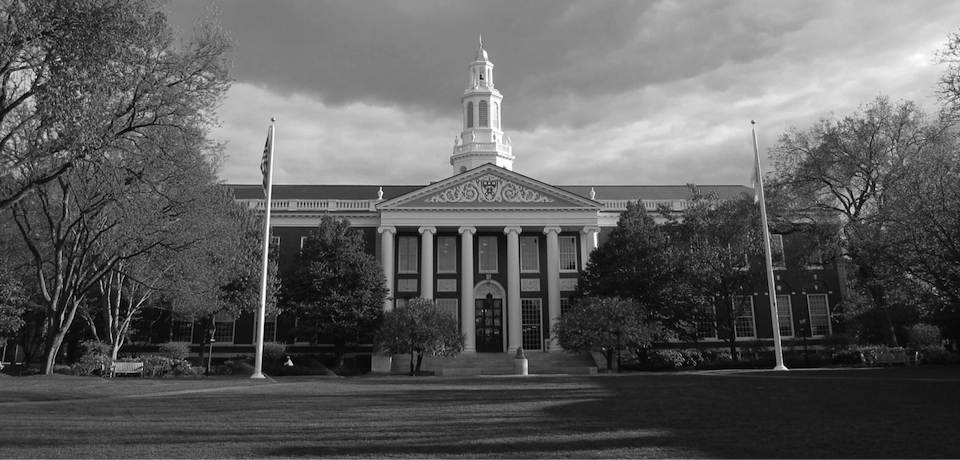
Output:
[{"xmin": 166, "ymin": 0, "xmax": 959, "ymax": 187}]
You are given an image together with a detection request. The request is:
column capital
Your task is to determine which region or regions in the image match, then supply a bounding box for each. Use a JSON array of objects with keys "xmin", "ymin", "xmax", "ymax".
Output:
[
  {"xmin": 418, "ymin": 226, "xmax": 437, "ymax": 235},
  {"xmin": 580, "ymin": 225, "xmax": 600, "ymax": 234},
  {"xmin": 458, "ymin": 226, "xmax": 477, "ymax": 235},
  {"xmin": 503, "ymin": 226, "xmax": 523, "ymax": 236},
  {"xmin": 378, "ymin": 226, "xmax": 396, "ymax": 235},
  {"xmin": 542, "ymin": 226, "xmax": 562, "ymax": 235}
]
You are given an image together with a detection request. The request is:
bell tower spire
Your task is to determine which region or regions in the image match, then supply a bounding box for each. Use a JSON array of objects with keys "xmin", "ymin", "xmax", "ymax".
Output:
[{"xmin": 451, "ymin": 39, "xmax": 514, "ymax": 174}]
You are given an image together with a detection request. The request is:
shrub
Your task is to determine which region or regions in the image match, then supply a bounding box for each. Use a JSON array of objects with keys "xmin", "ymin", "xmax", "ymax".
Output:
[
  {"xmin": 831, "ymin": 348, "xmax": 865, "ymax": 365},
  {"xmin": 141, "ymin": 355, "xmax": 199, "ymax": 377},
  {"xmin": 917, "ymin": 346, "xmax": 952, "ymax": 365},
  {"xmin": 159, "ymin": 342, "xmax": 191, "ymax": 360},
  {"xmin": 73, "ymin": 340, "xmax": 112, "ymax": 376},
  {"xmin": 262, "ymin": 342, "xmax": 286, "ymax": 363},
  {"xmin": 907, "ymin": 324, "xmax": 942, "ymax": 348}
]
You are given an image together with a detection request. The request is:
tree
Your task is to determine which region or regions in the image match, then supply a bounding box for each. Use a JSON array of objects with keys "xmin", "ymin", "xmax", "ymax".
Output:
[
  {"xmin": 0, "ymin": 0, "xmax": 229, "ymax": 210},
  {"xmin": 579, "ymin": 201, "xmax": 697, "ymax": 340},
  {"xmin": 884, "ymin": 142, "xmax": 960, "ymax": 345},
  {"xmin": 285, "ymin": 215, "xmax": 388, "ymax": 369},
  {"xmin": 938, "ymin": 30, "xmax": 960, "ymax": 110},
  {"xmin": 555, "ymin": 297, "xmax": 658, "ymax": 371},
  {"xmin": 671, "ymin": 195, "xmax": 763, "ymax": 359},
  {"xmin": 2, "ymin": 1, "xmax": 230, "ymax": 375},
  {"xmin": 375, "ymin": 297, "xmax": 463, "ymax": 375},
  {"xmin": 769, "ymin": 96, "xmax": 956, "ymax": 345},
  {"xmin": 0, "ymin": 260, "xmax": 27, "ymax": 343}
]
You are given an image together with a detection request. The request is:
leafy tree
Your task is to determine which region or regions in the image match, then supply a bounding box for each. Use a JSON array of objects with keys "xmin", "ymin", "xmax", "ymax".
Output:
[
  {"xmin": 0, "ymin": 261, "xmax": 27, "ymax": 343},
  {"xmin": 671, "ymin": 196, "xmax": 763, "ymax": 358},
  {"xmin": 285, "ymin": 215, "xmax": 387, "ymax": 368},
  {"xmin": 579, "ymin": 201, "xmax": 698, "ymax": 341},
  {"xmin": 555, "ymin": 297, "xmax": 658, "ymax": 371},
  {"xmin": 375, "ymin": 297, "xmax": 463, "ymax": 375},
  {"xmin": 769, "ymin": 96, "xmax": 956, "ymax": 345},
  {"xmin": 0, "ymin": 0, "xmax": 229, "ymax": 210}
]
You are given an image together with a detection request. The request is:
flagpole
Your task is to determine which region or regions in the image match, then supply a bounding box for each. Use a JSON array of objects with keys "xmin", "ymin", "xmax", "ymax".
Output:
[
  {"xmin": 252, "ymin": 118, "xmax": 276, "ymax": 379},
  {"xmin": 752, "ymin": 120, "xmax": 788, "ymax": 371}
]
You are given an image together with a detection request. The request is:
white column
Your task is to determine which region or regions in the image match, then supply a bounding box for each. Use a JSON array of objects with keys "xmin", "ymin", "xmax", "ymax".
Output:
[
  {"xmin": 504, "ymin": 226, "xmax": 522, "ymax": 353},
  {"xmin": 580, "ymin": 226, "xmax": 599, "ymax": 271},
  {"xmin": 459, "ymin": 226, "xmax": 476, "ymax": 352},
  {"xmin": 378, "ymin": 226, "xmax": 396, "ymax": 311},
  {"xmin": 419, "ymin": 226, "xmax": 436, "ymax": 300},
  {"xmin": 544, "ymin": 226, "xmax": 562, "ymax": 351}
]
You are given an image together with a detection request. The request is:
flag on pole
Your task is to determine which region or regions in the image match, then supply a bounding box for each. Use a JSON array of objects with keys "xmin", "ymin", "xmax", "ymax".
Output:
[{"xmin": 261, "ymin": 127, "xmax": 273, "ymax": 193}]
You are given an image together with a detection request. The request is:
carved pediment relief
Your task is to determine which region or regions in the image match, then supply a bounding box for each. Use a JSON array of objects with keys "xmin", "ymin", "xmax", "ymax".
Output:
[{"xmin": 426, "ymin": 174, "xmax": 553, "ymax": 204}]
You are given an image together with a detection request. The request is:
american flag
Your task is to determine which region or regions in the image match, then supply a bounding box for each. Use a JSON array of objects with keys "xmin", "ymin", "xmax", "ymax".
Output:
[{"xmin": 261, "ymin": 125, "xmax": 273, "ymax": 193}]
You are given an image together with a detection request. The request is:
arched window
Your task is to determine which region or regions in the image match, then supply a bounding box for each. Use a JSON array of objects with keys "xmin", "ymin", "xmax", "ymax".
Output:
[
  {"xmin": 479, "ymin": 100, "xmax": 488, "ymax": 127},
  {"xmin": 492, "ymin": 102, "xmax": 499, "ymax": 130},
  {"xmin": 466, "ymin": 101, "xmax": 473, "ymax": 128}
]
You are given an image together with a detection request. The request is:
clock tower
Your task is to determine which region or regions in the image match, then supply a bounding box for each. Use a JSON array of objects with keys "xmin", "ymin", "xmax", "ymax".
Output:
[{"xmin": 450, "ymin": 37, "xmax": 515, "ymax": 174}]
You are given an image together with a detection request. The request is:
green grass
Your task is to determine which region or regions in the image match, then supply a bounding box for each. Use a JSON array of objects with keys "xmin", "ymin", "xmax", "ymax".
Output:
[{"xmin": 1, "ymin": 366, "xmax": 959, "ymax": 458}]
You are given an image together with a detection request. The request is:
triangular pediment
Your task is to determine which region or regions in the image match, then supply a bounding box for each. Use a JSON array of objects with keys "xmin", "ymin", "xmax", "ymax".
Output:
[{"xmin": 377, "ymin": 164, "xmax": 601, "ymax": 210}]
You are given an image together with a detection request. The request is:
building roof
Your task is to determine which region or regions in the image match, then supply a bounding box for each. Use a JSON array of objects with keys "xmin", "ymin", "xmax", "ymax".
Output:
[{"xmin": 228, "ymin": 183, "xmax": 752, "ymax": 201}]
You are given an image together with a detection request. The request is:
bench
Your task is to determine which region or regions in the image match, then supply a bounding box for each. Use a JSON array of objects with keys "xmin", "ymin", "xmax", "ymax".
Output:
[
  {"xmin": 865, "ymin": 347, "xmax": 909, "ymax": 366},
  {"xmin": 110, "ymin": 361, "xmax": 144, "ymax": 377}
]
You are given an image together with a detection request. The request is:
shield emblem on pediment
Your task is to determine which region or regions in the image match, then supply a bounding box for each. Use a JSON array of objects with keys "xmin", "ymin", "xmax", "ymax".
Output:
[{"xmin": 480, "ymin": 178, "xmax": 500, "ymax": 201}]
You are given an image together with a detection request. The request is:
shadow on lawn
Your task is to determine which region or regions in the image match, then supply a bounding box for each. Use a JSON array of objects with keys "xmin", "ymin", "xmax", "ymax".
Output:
[{"xmin": 261, "ymin": 368, "xmax": 960, "ymax": 459}]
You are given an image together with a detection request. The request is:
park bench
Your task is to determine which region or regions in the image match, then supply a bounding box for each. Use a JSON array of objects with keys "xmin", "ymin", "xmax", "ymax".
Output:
[
  {"xmin": 110, "ymin": 361, "xmax": 144, "ymax": 378},
  {"xmin": 865, "ymin": 347, "xmax": 909, "ymax": 366}
]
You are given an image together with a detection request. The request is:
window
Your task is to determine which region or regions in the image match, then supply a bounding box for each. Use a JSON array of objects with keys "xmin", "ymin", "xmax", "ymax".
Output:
[
  {"xmin": 213, "ymin": 312, "xmax": 235, "ymax": 343},
  {"xmin": 270, "ymin": 235, "xmax": 280, "ymax": 247},
  {"xmin": 520, "ymin": 236, "xmax": 539, "ymax": 273},
  {"xmin": 466, "ymin": 101, "xmax": 473, "ymax": 128},
  {"xmin": 437, "ymin": 236, "xmax": 457, "ymax": 274},
  {"xmin": 806, "ymin": 247, "xmax": 824, "ymax": 268},
  {"xmin": 395, "ymin": 298, "xmax": 409, "ymax": 310},
  {"xmin": 479, "ymin": 100, "xmax": 489, "ymax": 127},
  {"xmin": 807, "ymin": 294, "xmax": 831, "ymax": 336},
  {"xmin": 521, "ymin": 298, "xmax": 543, "ymax": 350},
  {"xmin": 696, "ymin": 304, "xmax": 717, "ymax": 339},
  {"xmin": 300, "ymin": 236, "xmax": 308, "ymax": 251},
  {"xmin": 559, "ymin": 236, "xmax": 577, "ymax": 272},
  {"xmin": 479, "ymin": 236, "xmax": 498, "ymax": 273},
  {"xmin": 732, "ymin": 296, "xmax": 756, "ymax": 338},
  {"xmin": 171, "ymin": 318, "xmax": 194, "ymax": 343},
  {"xmin": 398, "ymin": 236, "xmax": 418, "ymax": 274},
  {"xmin": 560, "ymin": 298, "xmax": 571, "ymax": 316},
  {"xmin": 436, "ymin": 298, "xmax": 459, "ymax": 323},
  {"xmin": 492, "ymin": 102, "xmax": 499, "ymax": 129},
  {"xmin": 771, "ymin": 234, "xmax": 785, "ymax": 269},
  {"xmin": 256, "ymin": 315, "xmax": 277, "ymax": 343},
  {"xmin": 776, "ymin": 295, "xmax": 793, "ymax": 337}
]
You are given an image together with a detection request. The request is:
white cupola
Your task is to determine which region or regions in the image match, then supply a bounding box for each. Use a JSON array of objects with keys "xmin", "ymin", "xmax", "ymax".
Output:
[{"xmin": 450, "ymin": 36, "xmax": 514, "ymax": 174}]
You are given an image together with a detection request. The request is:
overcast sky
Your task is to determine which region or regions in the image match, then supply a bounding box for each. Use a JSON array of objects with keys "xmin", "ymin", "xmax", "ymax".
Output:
[{"xmin": 166, "ymin": 0, "xmax": 959, "ymax": 187}]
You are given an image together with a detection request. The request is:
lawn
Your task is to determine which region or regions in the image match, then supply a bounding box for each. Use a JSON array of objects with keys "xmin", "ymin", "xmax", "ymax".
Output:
[{"xmin": 0, "ymin": 366, "xmax": 958, "ymax": 458}]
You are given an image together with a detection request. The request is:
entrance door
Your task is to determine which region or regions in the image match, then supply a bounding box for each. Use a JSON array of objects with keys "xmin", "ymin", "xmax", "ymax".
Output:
[{"xmin": 475, "ymin": 294, "xmax": 503, "ymax": 352}]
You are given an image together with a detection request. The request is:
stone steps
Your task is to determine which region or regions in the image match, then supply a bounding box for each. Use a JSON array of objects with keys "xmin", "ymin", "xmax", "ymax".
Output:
[{"xmin": 390, "ymin": 350, "xmax": 598, "ymax": 376}]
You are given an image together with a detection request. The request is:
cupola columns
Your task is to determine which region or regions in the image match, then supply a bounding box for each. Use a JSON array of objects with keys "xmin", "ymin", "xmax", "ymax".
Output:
[{"xmin": 451, "ymin": 40, "xmax": 514, "ymax": 174}]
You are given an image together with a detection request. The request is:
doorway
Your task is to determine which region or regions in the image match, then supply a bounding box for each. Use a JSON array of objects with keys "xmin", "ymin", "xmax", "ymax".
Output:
[{"xmin": 475, "ymin": 293, "xmax": 503, "ymax": 352}]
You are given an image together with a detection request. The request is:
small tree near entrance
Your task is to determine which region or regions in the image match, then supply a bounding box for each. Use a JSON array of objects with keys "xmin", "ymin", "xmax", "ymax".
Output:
[{"xmin": 375, "ymin": 297, "xmax": 463, "ymax": 375}]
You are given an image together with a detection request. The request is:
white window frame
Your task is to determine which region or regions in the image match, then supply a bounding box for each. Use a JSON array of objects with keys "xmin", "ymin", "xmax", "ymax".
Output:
[
  {"xmin": 560, "ymin": 298, "xmax": 571, "ymax": 317},
  {"xmin": 771, "ymin": 234, "xmax": 786, "ymax": 270},
  {"xmin": 697, "ymin": 304, "xmax": 718, "ymax": 339},
  {"xmin": 776, "ymin": 295, "xmax": 794, "ymax": 338},
  {"xmin": 300, "ymin": 236, "xmax": 308, "ymax": 250},
  {"xmin": 397, "ymin": 236, "xmax": 418, "ymax": 274},
  {"xmin": 806, "ymin": 294, "xmax": 832, "ymax": 337},
  {"xmin": 520, "ymin": 236, "xmax": 540, "ymax": 273},
  {"xmin": 520, "ymin": 298, "xmax": 543, "ymax": 351},
  {"xmin": 478, "ymin": 236, "xmax": 498, "ymax": 274},
  {"xmin": 558, "ymin": 235, "xmax": 578, "ymax": 273},
  {"xmin": 213, "ymin": 312, "xmax": 235, "ymax": 344},
  {"xmin": 437, "ymin": 236, "xmax": 457, "ymax": 274},
  {"xmin": 732, "ymin": 295, "xmax": 756, "ymax": 339},
  {"xmin": 171, "ymin": 316, "xmax": 194, "ymax": 343}
]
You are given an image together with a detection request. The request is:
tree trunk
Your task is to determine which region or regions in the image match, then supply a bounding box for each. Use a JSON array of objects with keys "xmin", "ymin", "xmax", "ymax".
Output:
[
  {"xmin": 408, "ymin": 344, "xmax": 415, "ymax": 376},
  {"xmin": 415, "ymin": 352, "xmax": 424, "ymax": 375},
  {"xmin": 604, "ymin": 348, "xmax": 614, "ymax": 370},
  {"xmin": 41, "ymin": 322, "xmax": 67, "ymax": 375}
]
